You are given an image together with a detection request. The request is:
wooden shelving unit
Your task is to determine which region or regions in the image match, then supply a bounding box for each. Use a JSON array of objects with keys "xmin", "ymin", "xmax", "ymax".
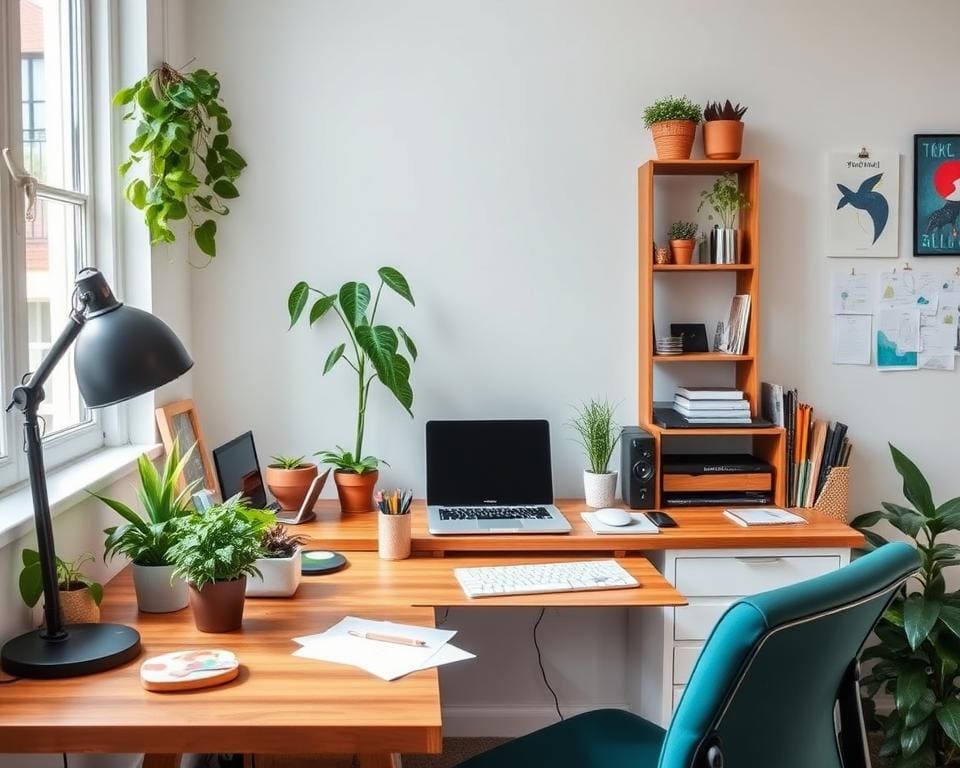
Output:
[{"xmin": 637, "ymin": 159, "xmax": 786, "ymax": 508}]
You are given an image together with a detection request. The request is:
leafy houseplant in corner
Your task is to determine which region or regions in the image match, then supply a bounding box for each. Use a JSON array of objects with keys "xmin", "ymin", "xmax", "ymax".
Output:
[
  {"xmin": 114, "ymin": 63, "xmax": 246, "ymax": 262},
  {"xmin": 264, "ymin": 454, "xmax": 319, "ymax": 512},
  {"xmin": 698, "ymin": 173, "xmax": 750, "ymax": 264},
  {"xmin": 288, "ymin": 267, "xmax": 417, "ymax": 513},
  {"xmin": 168, "ymin": 500, "xmax": 270, "ymax": 632},
  {"xmin": 667, "ymin": 220, "xmax": 698, "ymax": 266},
  {"xmin": 642, "ymin": 95, "xmax": 702, "ymax": 160},
  {"xmin": 247, "ymin": 524, "xmax": 307, "ymax": 598},
  {"xmin": 702, "ymin": 100, "xmax": 747, "ymax": 160},
  {"xmin": 853, "ymin": 444, "xmax": 960, "ymax": 768},
  {"xmin": 569, "ymin": 400, "xmax": 621, "ymax": 509},
  {"xmin": 20, "ymin": 551, "xmax": 103, "ymax": 624},
  {"xmin": 96, "ymin": 441, "xmax": 197, "ymax": 613}
]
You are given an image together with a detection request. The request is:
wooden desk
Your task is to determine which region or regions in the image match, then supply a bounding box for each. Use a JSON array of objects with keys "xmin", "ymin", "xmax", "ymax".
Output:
[
  {"xmin": 0, "ymin": 552, "xmax": 681, "ymax": 766},
  {"xmin": 303, "ymin": 500, "xmax": 864, "ymax": 553}
]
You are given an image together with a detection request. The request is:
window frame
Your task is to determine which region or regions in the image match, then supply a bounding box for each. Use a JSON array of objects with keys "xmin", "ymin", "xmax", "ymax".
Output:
[{"xmin": 0, "ymin": 0, "xmax": 113, "ymax": 494}]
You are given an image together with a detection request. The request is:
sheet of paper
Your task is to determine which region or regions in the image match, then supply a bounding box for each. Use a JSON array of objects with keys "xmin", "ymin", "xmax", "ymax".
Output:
[
  {"xmin": 876, "ymin": 308, "xmax": 920, "ymax": 370},
  {"xmin": 292, "ymin": 639, "xmax": 475, "ymax": 680},
  {"xmin": 832, "ymin": 315, "xmax": 872, "ymax": 365},
  {"xmin": 831, "ymin": 271, "xmax": 873, "ymax": 314},
  {"xmin": 878, "ymin": 271, "xmax": 916, "ymax": 308},
  {"xmin": 914, "ymin": 271, "xmax": 941, "ymax": 316},
  {"xmin": 919, "ymin": 307, "xmax": 959, "ymax": 370}
]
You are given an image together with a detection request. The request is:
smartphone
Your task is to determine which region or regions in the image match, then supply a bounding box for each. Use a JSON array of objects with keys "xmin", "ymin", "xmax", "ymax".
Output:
[{"xmin": 646, "ymin": 511, "xmax": 678, "ymax": 528}]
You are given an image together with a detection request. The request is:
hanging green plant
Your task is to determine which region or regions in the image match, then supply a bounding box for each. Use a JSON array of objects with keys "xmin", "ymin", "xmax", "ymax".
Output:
[{"xmin": 113, "ymin": 62, "xmax": 246, "ymax": 262}]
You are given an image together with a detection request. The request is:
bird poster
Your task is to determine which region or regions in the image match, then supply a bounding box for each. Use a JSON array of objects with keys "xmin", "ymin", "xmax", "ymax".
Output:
[
  {"xmin": 914, "ymin": 135, "xmax": 960, "ymax": 256},
  {"xmin": 827, "ymin": 151, "xmax": 900, "ymax": 258}
]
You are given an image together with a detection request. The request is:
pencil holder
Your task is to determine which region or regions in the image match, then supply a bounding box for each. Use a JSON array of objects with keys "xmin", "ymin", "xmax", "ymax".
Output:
[
  {"xmin": 378, "ymin": 512, "xmax": 412, "ymax": 560},
  {"xmin": 812, "ymin": 466, "xmax": 850, "ymax": 521}
]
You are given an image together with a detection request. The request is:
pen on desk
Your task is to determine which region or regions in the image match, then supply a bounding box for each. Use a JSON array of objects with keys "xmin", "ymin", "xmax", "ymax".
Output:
[{"xmin": 347, "ymin": 629, "xmax": 427, "ymax": 647}]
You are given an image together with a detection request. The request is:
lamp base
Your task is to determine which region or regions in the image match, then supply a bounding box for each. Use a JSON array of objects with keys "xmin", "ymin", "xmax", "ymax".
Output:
[{"xmin": 1, "ymin": 623, "xmax": 141, "ymax": 678}]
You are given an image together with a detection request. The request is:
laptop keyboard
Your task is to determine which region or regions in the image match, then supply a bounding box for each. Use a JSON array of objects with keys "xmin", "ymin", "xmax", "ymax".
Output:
[{"xmin": 438, "ymin": 506, "xmax": 552, "ymax": 521}]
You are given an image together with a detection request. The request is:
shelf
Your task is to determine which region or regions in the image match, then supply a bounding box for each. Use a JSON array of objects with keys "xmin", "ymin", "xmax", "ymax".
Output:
[
  {"xmin": 650, "ymin": 159, "xmax": 757, "ymax": 176},
  {"xmin": 653, "ymin": 263, "xmax": 753, "ymax": 272},
  {"xmin": 648, "ymin": 424, "xmax": 785, "ymax": 437},
  {"xmin": 653, "ymin": 353, "xmax": 752, "ymax": 363}
]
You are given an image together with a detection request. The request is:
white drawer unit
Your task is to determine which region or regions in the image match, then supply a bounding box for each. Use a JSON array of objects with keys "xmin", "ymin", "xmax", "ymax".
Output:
[{"xmin": 628, "ymin": 547, "xmax": 850, "ymax": 728}]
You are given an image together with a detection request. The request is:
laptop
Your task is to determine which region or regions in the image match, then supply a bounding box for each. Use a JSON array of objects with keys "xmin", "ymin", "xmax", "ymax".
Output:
[
  {"xmin": 426, "ymin": 419, "xmax": 572, "ymax": 535},
  {"xmin": 213, "ymin": 431, "xmax": 327, "ymax": 524}
]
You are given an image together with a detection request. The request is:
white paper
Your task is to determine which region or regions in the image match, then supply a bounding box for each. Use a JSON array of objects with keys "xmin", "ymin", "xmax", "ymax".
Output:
[
  {"xmin": 878, "ymin": 271, "xmax": 916, "ymax": 308},
  {"xmin": 831, "ymin": 271, "xmax": 873, "ymax": 314},
  {"xmin": 832, "ymin": 315, "xmax": 872, "ymax": 365},
  {"xmin": 876, "ymin": 308, "xmax": 921, "ymax": 370},
  {"xmin": 919, "ymin": 307, "xmax": 959, "ymax": 370},
  {"xmin": 827, "ymin": 152, "xmax": 900, "ymax": 258}
]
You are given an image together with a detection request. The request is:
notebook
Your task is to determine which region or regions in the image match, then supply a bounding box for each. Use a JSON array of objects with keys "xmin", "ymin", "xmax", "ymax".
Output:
[{"xmin": 723, "ymin": 508, "xmax": 807, "ymax": 527}]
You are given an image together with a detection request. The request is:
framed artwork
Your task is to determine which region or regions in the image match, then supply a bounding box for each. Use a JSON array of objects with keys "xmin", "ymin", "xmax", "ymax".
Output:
[
  {"xmin": 914, "ymin": 135, "xmax": 960, "ymax": 256},
  {"xmin": 827, "ymin": 151, "xmax": 899, "ymax": 258},
  {"xmin": 154, "ymin": 398, "xmax": 217, "ymax": 494}
]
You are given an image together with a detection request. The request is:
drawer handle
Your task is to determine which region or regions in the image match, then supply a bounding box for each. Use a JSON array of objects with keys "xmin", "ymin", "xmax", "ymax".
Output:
[{"xmin": 735, "ymin": 556, "xmax": 782, "ymax": 564}]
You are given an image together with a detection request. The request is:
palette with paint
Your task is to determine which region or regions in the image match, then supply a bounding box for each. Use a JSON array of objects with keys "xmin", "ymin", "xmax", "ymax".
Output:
[{"xmin": 140, "ymin": 649, "xmax": 240, "ymax": 692}]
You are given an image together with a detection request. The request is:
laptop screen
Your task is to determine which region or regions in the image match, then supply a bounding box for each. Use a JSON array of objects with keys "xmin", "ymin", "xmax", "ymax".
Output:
[
  {"xmin": 426, "ymin": 420, "xmax": 554, "ymax": 505},
  {"xmin": 213, "ymin": 431, "xmax": 269, "ymax": 508}
]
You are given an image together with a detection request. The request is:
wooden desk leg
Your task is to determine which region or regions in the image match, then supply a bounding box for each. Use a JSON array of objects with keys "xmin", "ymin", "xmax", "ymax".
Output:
[
  {"xmin": 358, "ymin": 753, "xmax": 402, "ymax": 768},
  {"xmin": 143, "ymin": 755, "xmax": 182, "ymax": 768}
]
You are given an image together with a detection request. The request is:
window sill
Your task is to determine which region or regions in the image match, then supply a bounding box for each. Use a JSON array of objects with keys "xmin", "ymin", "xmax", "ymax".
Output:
[{"xmin": 0, "ymin": 444, "xmax": 161, "ymax": 550}]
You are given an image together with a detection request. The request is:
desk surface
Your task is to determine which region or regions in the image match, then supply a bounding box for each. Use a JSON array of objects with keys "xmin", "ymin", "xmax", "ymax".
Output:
[
  {"xmin": 303, "ymin": 500, "xmax": 864, "ymax": 553},
  {"xmin": 0, "ymin": 552, "xmax": 682, "ymax": 755}
]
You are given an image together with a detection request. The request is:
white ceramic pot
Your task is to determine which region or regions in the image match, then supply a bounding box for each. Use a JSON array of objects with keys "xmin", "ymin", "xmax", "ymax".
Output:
[
  {"xmin": 378, "ymin": 513, "xmax": 412, "ymax": 560},
  {"xmin": 132, "ymin": 563, "xmax": 189, "ymax": 613},
  {"xmin": 246, "ymin": 549, "xmax": 302, "ymax": 598},
  {"xmin": 583, "ymin": 470, "xmax": 618, "ymax": 509}
]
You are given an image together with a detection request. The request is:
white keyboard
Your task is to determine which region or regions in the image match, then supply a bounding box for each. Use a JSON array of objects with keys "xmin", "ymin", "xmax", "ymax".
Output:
[{"xmin": 454, "ymin": 559, "xmax": 639, "ymax": 598}]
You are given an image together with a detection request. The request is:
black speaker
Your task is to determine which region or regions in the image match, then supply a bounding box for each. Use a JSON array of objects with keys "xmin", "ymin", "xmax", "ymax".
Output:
[{"xmin": 621, "ymin": 426, "xmax": 656, "ymax": 509}]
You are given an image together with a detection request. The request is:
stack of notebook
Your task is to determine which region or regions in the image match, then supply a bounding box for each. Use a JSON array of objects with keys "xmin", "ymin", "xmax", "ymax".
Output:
[{"xmin": 673, "ymin": 387, "xmax": 751, "ymax": 424}]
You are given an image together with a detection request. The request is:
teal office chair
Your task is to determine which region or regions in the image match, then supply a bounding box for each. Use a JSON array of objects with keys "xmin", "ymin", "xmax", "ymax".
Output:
[{"xmin": 455, "ymin": 542, "xmax": 919, "ymax": 768}]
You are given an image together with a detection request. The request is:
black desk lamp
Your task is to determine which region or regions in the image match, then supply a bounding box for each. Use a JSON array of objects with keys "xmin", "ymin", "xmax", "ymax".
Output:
[{"xmin": 1, "ymin": 268, "xmax": 193, "ymax": 678}]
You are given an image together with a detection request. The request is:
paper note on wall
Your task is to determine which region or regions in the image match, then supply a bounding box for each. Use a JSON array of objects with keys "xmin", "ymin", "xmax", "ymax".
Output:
[
  {"xmin": 876, "ymin": 308, "xmax": 920, "ymax": 371},
  {"xmin": 832, "ymin": 315, "xmax": 872, "ymax": 365},
  {"xmin": 831, "ymin": 271, "xmax": 873, "ymax": 314},
  {"xmin": 919, "ymin": 307, "xmax": 959, "ymax": 370}
]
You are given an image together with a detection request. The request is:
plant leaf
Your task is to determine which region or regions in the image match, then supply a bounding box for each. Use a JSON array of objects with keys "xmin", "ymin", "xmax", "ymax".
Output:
[
  {"xmin": 113, "ymin": 84, "xmax": 139, "ymax": 105},
  {"xmin": 904, "ymin": 594, "xmax": 940, "ymax": 650},
  {"xmin": 125, "ymin": 179, "xmax": 148, "ymax": 209},
  {"xmin": 288, "ymin": 282, "xmax": 310, "ymax": 327},
  {"xmin": 398, "ymin": 326, "xmax": 418, "ymax": 361},
  {"xmin": 939, "ymin": 604, "xmax": 960, "ymax": 638},
  {"xmin": 323, "ymin": 344, "xmax": 345, "ymax": 374},
  {"xmin": 896, "ymin": 664, "xmax": 929, "ymax": 712},
  {"xmin": 890, "ymin": 444, "xmax": 935, "ymax": 517},
  {"xmin": 355, "ymin": 324, "xmax": 398, "ymax": 388},
  {"xmin": 18, "ymin": 561, "xmax": 43, "ymax": 607},
  {"xmin": 900, "ymin": 718, "xmax": 931, "ymax": 757},
  {"xmin": 905, "ymin": 689, "xmax": 936, "ymax": 727},
  {"xmin": 212, "ymin": 179, "xmax": 239, "ymax": 199},
  {"xmin": 377, "ymin": 266, "xmax": 415, "ymax": 306},
  {"xmin": 194, "ymin": 219, "xmax": 217, "ymax": 257},
  {"xmin": 851, "ymin": 510, "xmax": 883, "ymax": 529},
  {"xmin": 338, "ymin": 282, "xmax": 371, "ymax": 327},
  {"xmin": 937, "ymin": 701, "xmax": 960, "ymax": 746},
  {"xmin": 309, "ymin": 295, "xmax": 337, "ymax": 326}
]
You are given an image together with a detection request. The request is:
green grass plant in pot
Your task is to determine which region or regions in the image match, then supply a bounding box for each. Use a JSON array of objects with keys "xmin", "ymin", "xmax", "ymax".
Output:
[
  {"xmin": 20, "ymin": 551, "xmax": 103, "ymax": 625},
  {"xmin": 643, "ymin": 95, "xmax": 701, "ymax": 160},
  {"xmin": 569, "ymin": 399, "xmax": 621, "ymax": 509},
  {"xmin": 94, "ymin": 440, "xmax": 198, "ymax": 613},
  {"xmin": 168, "ymin": 498, "xmax": 274, "ymax": 632},
  {"xmin": 288, "ymin": 267, "xmax": 417, "ymax": 513},
  {"xmin": 264, "ymin": 454, "xmax": 319, "ymax": 512}
]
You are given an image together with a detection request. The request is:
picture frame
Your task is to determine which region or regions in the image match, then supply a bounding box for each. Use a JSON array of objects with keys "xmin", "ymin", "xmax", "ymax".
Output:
[
  {"xmin": 670, "ymin": 323, "xmax": 710, "ymax": 353},
  {"xmin": 913, "ymin": 134, "xmax": 960, "ymax": 256},
  {"xmin": 154, "ymin": 398, "xmax": 218, "ymax": 494}
]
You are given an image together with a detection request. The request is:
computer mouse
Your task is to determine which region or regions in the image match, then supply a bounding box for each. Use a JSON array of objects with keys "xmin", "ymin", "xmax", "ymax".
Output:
[{"xmin": 595, "ymin": 507, "xmax": 633, "ymax": 527}]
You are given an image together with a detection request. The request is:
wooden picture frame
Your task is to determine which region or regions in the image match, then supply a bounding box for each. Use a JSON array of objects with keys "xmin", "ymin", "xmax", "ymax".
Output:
[
  {"xmin": 154, "ymin": 398, "xmax": 218, "ymax": 494},
  {"xmin": 913, "ymin": 134, "xmax": 960, "ymax": 256}
]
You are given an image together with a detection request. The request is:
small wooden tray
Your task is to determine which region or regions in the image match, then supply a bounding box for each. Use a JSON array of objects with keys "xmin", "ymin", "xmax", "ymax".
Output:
[{"xmin": 140, "ymin": 649, "xmax": 240, "ymax": 692}]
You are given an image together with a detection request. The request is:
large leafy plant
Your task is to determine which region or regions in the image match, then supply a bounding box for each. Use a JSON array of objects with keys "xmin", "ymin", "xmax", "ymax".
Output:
[
  {"xmin": 19, "ymin": 551, "xmax": 103, "ymax": 607},
  {"xmin": 167, "ymin": 499, "xmax": 273, "ymax": 590},
  {"xmin": 698, "ymin": 172, "xmax": 750, "ymax": 229},
  {"xmin": 288, "ymin": 267, "xmax": 417, "ymax": 474},
  {"xmin": 114, "ymin": 63, "xmax": 246, "ymax": 260},
  {"xmin": 96, "ymin": 441, "xmax": 199, "ymax": 567},
  {"xmin": 854, "ymin": 444, "xmax": 960, "ymax": 767}
]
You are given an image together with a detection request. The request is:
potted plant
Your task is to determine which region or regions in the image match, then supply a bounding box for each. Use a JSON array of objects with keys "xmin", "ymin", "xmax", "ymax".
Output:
[
  {"xmin": 247, "ymin": 523, "xmax": 306, "ymax": 598},
  {"xmin": 698, "ymin": 173, "xmax": 750, "ymax": 264},
  {"xmin": 20, "ymin": 551, "xmax": 103, "ymax": 624},
  {"xmin": 95, "ymin": 441, "xmax": 197, "ymax": 613},
  {"xmin": 264, "ymin": 454, "xmax": 319, "ymax": 511},
  {"xmin": 667, "ymin": 221, "xmax": 698, "ymax": 265},
  {"xmin": 852, "ymin": 445, "xmax": 960, "ymax": 767},
  {"xmin": 569, "ymin": 399, "xmax": 621, "ymax": 509},
  {"xmin": 287, "ymin": 267, "xmax": 417, "ymax": 513},
  {"xmin": 702, "ymin": 100, "xmax": 747, "ymax": 160},
  {"xmin": 168, "ymin": 499, "xmax": 270, "ymax": 632},
  {"xmin": 642, "ymin": 95, "xmax": 702, "ymax": 160}
]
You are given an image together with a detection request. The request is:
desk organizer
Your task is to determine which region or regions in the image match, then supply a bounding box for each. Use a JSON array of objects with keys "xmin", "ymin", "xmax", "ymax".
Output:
[
  {"xmin": 378, "ymin": 512, "xmax": 412, "ymax": 560},
  {"xmin": 812, "ymin": 466, "xmax": 850, "ymax": 521}
]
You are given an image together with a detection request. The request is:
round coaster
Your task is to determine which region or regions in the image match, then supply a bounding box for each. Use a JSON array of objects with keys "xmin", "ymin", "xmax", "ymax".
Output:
[{"xmin": 301, "ymin": 550, "xmax": 348, "ymax": 575}]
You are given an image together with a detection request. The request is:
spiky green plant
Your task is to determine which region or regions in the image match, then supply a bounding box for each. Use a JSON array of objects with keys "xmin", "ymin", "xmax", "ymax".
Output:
[
  {"xmin": 668, "ymin": 220, "xmax": 698, "ymax": 240},
  {"xmin": 270, "ymin": 455, "xmax": 307, "ymax": 470},
  {"xmin": 568, "ymin": 399, "xmax": 621, "ymax": 474}
]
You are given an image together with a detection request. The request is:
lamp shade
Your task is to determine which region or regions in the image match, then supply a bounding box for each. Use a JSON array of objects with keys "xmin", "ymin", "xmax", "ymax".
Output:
[{"xmin": 73, "ymin": 270, "xmax": 193, "ymax": 408}]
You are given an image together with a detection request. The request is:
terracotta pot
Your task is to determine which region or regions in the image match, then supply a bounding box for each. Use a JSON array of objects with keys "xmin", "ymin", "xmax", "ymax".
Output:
[
  {"xmin": 188, "ymin": 577, "xmax": 247, "ymax": 633},
  {"xmin": 264, "ymin": 462, "xmax": 319, "ymax": 511},
  {"xmin": 670, "ymin": 239, "xmax": 697, "ymax": 265},
  {"xmin": 703, "ymin": 120, "xmax": 744, "ymax": 160},
  {"xmin": 58, "ymin": 587, "xmax": 100, "ymax": 624},
  {"xmin": 650, "ymin": 119, "xmax": 697, "ymax": 160},
  {"xmin": 334, "ymin": 469, "xmax": 379, "ymax": 513}
]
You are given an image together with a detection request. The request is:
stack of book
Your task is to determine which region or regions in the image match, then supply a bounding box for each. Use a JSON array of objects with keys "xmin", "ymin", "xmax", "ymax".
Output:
[
  {"xmin": 673, "ymin": 387, "xmax": 751, "ymax": 424},
  {"xmin": 719, "ymin": 295, "xmax": 751, "ymax": 355}
]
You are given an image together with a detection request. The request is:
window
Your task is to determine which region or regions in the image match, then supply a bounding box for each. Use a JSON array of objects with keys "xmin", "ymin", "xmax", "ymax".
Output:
[{"xmin": 1, "ymin": 0, "xmax": 103, "ymax": 491}]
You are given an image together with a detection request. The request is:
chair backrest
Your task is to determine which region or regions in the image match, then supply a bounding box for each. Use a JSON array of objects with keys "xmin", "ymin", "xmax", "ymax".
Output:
[{"xmin": 658, "ymin": 543, "xmax": 920, "ymax": 768}]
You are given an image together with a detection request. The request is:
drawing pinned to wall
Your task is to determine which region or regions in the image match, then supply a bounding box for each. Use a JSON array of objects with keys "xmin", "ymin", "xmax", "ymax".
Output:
[
  {"xmin": 914, "ymin": 135, "xmax": 960, "ymax": 256},
  {"xmin": 876, "ymin": 308, "xmax": 920, "ymax": 371},
  {"xmin": 827, "ymin": 150, "xmax": 899, "ymax": 258}
]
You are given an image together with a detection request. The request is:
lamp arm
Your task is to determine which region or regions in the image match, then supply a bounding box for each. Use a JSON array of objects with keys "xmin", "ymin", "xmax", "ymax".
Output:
[{"xmin": 7, "ymin": 308, "xmax": 86, "ymax": 640}]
